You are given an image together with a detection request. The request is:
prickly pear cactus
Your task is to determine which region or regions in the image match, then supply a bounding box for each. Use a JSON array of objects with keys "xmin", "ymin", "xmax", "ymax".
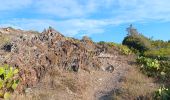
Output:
[{"xmin": 0, "ymin": 64, "xmax": 20, "ymax": 99}]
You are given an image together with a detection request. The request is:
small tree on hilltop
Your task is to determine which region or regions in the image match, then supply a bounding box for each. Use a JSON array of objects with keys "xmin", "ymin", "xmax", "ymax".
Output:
[{"xmin": 122, "ymin": 24, "xmax": 151, "ymax": 52}]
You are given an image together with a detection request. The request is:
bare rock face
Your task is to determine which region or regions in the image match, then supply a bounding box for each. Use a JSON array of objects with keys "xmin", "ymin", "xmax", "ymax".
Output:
[{"xmin": 0, "ymin": 27, "xmax": 103, "ymax": 91}]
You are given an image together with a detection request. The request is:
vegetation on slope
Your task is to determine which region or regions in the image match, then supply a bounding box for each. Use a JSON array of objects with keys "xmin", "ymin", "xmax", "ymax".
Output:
[
  {"xmin": 123, "ymin": 25, "xmax": 170, "ymax": 100},
  {"xmin": 97, "ymin": 41, "xmax": 132, "ymax": 55},
  {"xmin": 0, "ymin": 64, "xmax": 20, "ymax": 99},
  {"xmin": 0, "ymin": 26, "xmax": 169, "ymax": 100},
  {"xmin": 122, "ymin": 24, "xmax": 152, "ymax": 52}
]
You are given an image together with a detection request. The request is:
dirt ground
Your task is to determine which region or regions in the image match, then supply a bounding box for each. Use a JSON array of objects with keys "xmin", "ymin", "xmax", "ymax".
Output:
[{"xmin": 11, "ymin": 54, "xmax": 158, "ymax": 100}]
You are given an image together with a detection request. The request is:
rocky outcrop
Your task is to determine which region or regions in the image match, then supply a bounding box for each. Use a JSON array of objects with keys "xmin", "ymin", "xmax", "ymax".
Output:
[
  {"xmin": 0, "ymin": 26, "xmax": 127, "ymax": 94},
  {"xmin": 0, "ymin": 27, "xmax": 106, "ymax": 91}
]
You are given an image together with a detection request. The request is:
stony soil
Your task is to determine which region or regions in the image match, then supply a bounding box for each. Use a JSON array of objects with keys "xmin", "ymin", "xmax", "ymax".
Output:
[{"xmin": 11, "ymin": 54, "xmax": 135, "ymax": 100}]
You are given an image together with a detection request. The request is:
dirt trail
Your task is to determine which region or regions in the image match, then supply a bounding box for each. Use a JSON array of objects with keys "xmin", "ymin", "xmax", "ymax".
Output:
[{"xmin": 85, "ymin": 54, "xmax": 132, "ymax": 100}]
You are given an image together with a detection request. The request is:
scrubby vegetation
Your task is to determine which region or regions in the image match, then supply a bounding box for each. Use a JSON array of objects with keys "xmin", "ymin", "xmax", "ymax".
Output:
[
  {"xmin": 0, "ymin": 26, "xmax": 169, "ymax": 100},
  {"xmin": 0, "ymin": 64, "xmax": 20, "ymax": 99},
  {"xmin": 137, "ymin": 56, "xmax": 160, "ymax": 72},
  {"xmin": 122, "ymin": 24, "xmax": 152, "ymax": 52},
  {"xmin": 0, "ymin": 34, "xmax": 11, "ymax": 50},
  {"xmin": 98, "ymin": 41, "xmax": 132, "ymax": 55},
  {"xmin": 154, "ymin": 85, "xmax": 170, "ymax": 100},
  {"xmin": 97, "ymin": 24, "xmax": 170, "ymax": 99},
  {"xmin": 123, "ymin": 25, "xmax": 170, "ymax": 100},
  {"xmin": 113, "ymin": 67, "xmax": 157, "ymax": 100}
]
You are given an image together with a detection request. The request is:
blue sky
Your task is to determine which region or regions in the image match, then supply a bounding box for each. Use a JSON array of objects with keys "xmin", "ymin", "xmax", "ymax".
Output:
[{"xmin": 0, "ymin": 0, "xmax": 170, "ymax": 43}]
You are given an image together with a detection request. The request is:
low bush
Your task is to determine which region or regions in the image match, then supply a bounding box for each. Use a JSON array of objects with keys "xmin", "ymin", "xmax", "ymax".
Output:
[
  {"xmin": 0, "ymin": 64, "xmax": 20, "ymax": 99},
  {"xmin": 137, "ymin": 56, "xmax": 160, "ymax": 69},
  {"xmin": 118, "ymin": 45, "xmax": 132, "ymax": 55},
  {"xmin": 137, "ymin": 56, "xmax": 160, "ymax": 76},
  {"xmin": 144, "ymin": 48, "xmax": 170, "ymax": 60},
  {"xmin": 151, "ymin": 40, "xmax": 170, "ymax": 49},
  {"xmin": 137, "ymin": 56, "xmax": 170, "ymax": 81},
  {"xmin": 122, "ymin": 25, "xmax": 152, "ymax": 52},
  {"xmin": 154, "ymin": 86, "xmax": 170, "ymax": 100},
  {"xmin": 122, "ymin": 35, "xmax": 151, "ymax": 52},
  {"xmin": 98, "ymin": 41, "xmax": 132, "ymax": 55}
]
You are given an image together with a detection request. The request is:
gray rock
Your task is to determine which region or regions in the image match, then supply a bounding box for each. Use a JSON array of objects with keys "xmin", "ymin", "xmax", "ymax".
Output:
[{"xmin": 105, "ymin": 64, "xmax": 114, "ymax": 73}]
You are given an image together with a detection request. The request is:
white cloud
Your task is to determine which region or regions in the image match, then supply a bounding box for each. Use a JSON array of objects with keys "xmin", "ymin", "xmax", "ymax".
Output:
[
  {"xmin": 1, "ymin": 0, "xmax": 170, "ymax": 37},
  {"xmin": 34, "ymin": 0, "xmax": 84, "ymax": 18},
  {"xmin": 33, "ymin": 0, "xmax": 110, "ymax": 18},
  {"xmin": 55, "ymin": 19, "xmax": 111, "ymax": 36},
  {"xmin": 0, "ymin": 18, "xmax": 108, "ymax": 36},
  {"xmin": 30, "ymin": 0, "xmax": 170, "ymax": 22},
  {"xmin": 1, "ymin": 0, "xmax": 170, "ymax": 21},
  {"xmin": 0, "ymin": 17, "xmax": 137, "ymax": 37},
  {"xmin": 0, "ymin": 0, "xmax": 32, "ymax": 11},
  {"xmin": 0, "ymin": 19, "xmax": 57, "ymax": 31},
  {"xmin": 113, "ymin": 0, "xmax": 170, "ymax": 21}
]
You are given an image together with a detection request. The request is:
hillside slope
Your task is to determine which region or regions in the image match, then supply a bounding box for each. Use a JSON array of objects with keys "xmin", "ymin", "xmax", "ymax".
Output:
[{"xmin": 0, "ymin": 27, "xmax": 158, "ymax": 100}]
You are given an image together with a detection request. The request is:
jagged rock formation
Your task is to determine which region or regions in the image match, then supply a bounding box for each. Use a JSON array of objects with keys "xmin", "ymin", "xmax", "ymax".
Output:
[{"xmin": 0, "ymin": 27, "xmax": 121, "ymax": 92}]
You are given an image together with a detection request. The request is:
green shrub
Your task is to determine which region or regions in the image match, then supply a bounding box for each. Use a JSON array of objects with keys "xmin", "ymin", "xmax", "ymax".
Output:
[
  {"xmin": 137, "ymin": 56, "xmax": 170, "ymax": 80},
  {"xmin": 154, "ymin": 86, "xmax": 170, "ymax": 100},
  {"xmin": 137, "ymin": 56, "xmax": 160, "ymax": 70},
  {"xmin": 98, "ymin": 41, "xmax": 106, "ymax": 45},
  {"xmin": 151, "ymin": 40, "xmax": 170, "ymax": 49},
  {"xmin": 98, "ymin": 42, "xmax": 117, "ymax": 48},
  {"xmin": 98, "ymin": 41, "xmax": 132, "ymax": 55},
  {"xmin": 122, "ymin": 35, "xmax": 151, "ymax": 52},
  {"xmin": 159, "ymin": 60, "xmax": 170, "ymax": 80},
  {"xmin": 0, "ymin": 64, "xmax": 20, "ymax": 99},
  {"xmin": 118, "ymin": 45, "xmax": 132, "ymax": 55},
  {"xmin": 137, "ymin": 56, "xmax": 160, "ymax": 77},
  {"xmin": 144, "ymin": 48, "xmax": 170, "ymax": 60},
  {"xmin": 122, "ymin": 25, "xmax": 151, "ymax": 52}
]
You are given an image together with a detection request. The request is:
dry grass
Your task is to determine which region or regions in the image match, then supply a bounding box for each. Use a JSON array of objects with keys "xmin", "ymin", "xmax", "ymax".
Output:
[
  {"xmin": 11, "ymin": 64, "xmax": 158, "ymax": 100},
  {"xmin": 0, "ymin": 34, "xmax": 10, "ymax": 46},
  {"xmin": 113, "ymin": 67, "xmax": 159, "ymax": 100},
  {"xmin": 10, "ymin": 68, "xmax": 87, "ymax": 100},
  {"xmin": 61, "ymin": 78, "xmax": 77, "ymax": 93}
]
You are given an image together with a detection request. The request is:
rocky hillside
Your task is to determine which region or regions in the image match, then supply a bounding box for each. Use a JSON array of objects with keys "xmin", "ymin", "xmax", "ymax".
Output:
[
  {"xmin": 0, "ymin": 27, "xmax": 118, "ymax": 90},
  {"xmin": 0, "ymin": 27, "xmax": 157, "ymax": 100}
]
